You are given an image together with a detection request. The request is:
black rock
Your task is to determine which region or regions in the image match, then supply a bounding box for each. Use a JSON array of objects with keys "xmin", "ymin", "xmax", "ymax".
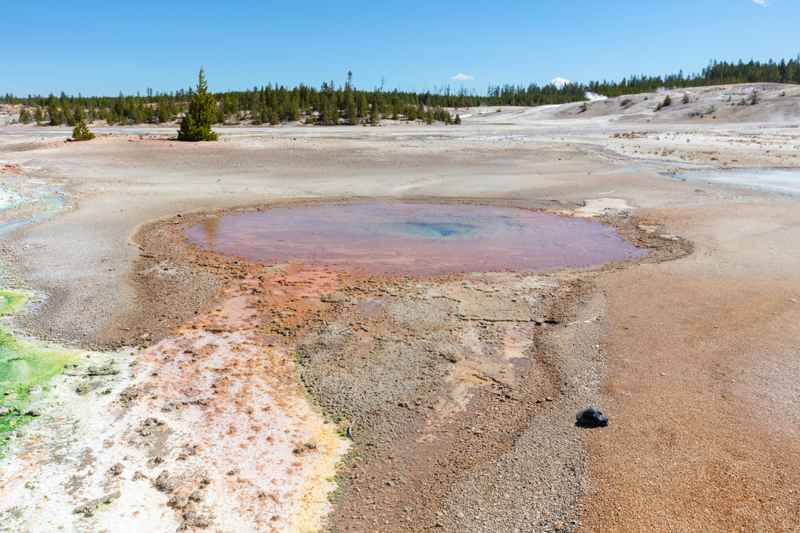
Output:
[{"xmin": 575, "ymin": 407, "xmax": 608, "ymax": 428}]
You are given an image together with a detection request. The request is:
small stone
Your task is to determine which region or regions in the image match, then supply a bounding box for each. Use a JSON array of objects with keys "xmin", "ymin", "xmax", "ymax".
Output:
[
  {"xmin": 167, "ymin": 495, "xmax": 189, "ymax": 509},
  {"xmin": 320, "ymin": 292, "xmax": 348, "ymax": 304},
  {"xmin": 154, "ymin": 471, "xmax": 175, "ymax": 493},
  {"xmin": 182, "ymin": 510, "xmax": 211, "ymax": 529},
  {"xmin": 575, "ymin": 407, "xmax": 609, "ymax": 428},
  {"xmin": 442, "ymin": 352, "xmax": 460, "ymax": 363},
  {"xmin": 73, "ymin": 491, "xmax": 121, "ymax": 518},
  {"xmin": 86, "ymin": 364, "xmax": 119, "ymax": 376}
]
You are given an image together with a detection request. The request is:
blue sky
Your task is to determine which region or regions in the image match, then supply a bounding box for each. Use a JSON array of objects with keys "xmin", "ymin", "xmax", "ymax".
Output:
[{"xmin": 2, "ymin": 0, "xmax": 797, "ymax": 96}]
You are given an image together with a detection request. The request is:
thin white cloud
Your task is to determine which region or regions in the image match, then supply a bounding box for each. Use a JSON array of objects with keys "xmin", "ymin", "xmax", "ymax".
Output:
[
  {"xmin": 551, "ymin": 77, "xmax": 571, "ymax": 88},
  {"xmin": 451, "ymin": 73, "xmax": 474, "ymax": 82},
  {"xmin": 752, "ymin": 0, "xmax": 768, "ymax": 6}
]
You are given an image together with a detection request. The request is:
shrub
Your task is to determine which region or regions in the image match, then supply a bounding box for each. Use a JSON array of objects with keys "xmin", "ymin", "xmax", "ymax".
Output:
[
  {"xmin": 71, "ymin": 120, "xmax": 95, "ymax": 141},
  {"xmin": 655, "ymin": 94, "xmax": 672, "ymax": 111}
]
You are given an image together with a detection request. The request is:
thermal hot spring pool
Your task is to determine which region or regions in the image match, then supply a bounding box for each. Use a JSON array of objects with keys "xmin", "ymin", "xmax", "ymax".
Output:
[{"xmin": 185, "ymin": 202, "xmax": 645, "ymax": 275}]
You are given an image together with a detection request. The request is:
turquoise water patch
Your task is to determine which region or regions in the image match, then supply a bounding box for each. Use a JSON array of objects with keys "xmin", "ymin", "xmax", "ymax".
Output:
[
  {"xmin": 382, "ymin": 221, "xmax": 479, "ymax": 238},
  {"xmin": 0, "ymin": 188, "xmax": 23, "ymax": 211},
  {"xmin": 0, "ymin": 178, "xmax": 67, "ymax": 237}
]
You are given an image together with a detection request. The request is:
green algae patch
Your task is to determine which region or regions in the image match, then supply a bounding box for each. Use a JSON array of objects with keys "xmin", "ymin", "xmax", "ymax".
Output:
[
  {"xmin": 0, "ymin": 291, "xmax": 79, "ymax": 452},
  {"xmin": 0, "ymin": 290, "xmax": 27, "ymax": 316}
]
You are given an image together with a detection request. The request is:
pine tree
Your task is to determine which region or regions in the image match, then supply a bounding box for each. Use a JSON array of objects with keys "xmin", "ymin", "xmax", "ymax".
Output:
[
  {"xmin": 286, "ymin": 100, "xmax": 301, "ymax": 122},
  {"xmin": 65, "ymin": 107, "xmax": 77, "ymax": 127},
  {"xmin": 71, "ymin": 120, "xmax": 95, "ymax": 141},
  {"xmin": 18, "ymin": 108, "xmax": 32, "ymax": 124},
  {"xmin": 269, "ymin": 110, "xmax": 280, "ymax": 125},
  {"xmin": 222, "ymin": 94, "xmax": 237, "ymax": 121},
  {"xmin": 346, "ymin": 94, "xmax": 358, "ymax": 125},
  {"xmin": 177, "ymin": 68, "xmax": 218, "ymax": 141},
  {"xmin": 157, "ymin": 99, "xmax": 175, "ymax": 123},
  {"xmin": 12, "ymin": 53, "xmax": 800, "ymax": 128},
  {"xmin": 257, "ymin": 106, "xmax": 271, "ymax": 125},
  {"xmin": 369, "ymin": 101, "xmax": 380, "ymax": 125},
  {"xmin": 390, "ymin": 97, "xmax": 401, "ymax": 120},
  {"xmin": 319, "ymin": 96, "xmax": 338, "ymax": 125},
  {"xmin": 357, "ymin": 93, "xmax": 369, "ymax": 120},
  {"xmin": 48, "ymin": 104, "xmax": 62, "ymax": 126}
]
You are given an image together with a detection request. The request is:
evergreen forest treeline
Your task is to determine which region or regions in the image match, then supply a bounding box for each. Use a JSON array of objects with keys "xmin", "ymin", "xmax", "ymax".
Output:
[{"xmin": 3, "ymin": 57, "xmax": 799, "ymax": 127}]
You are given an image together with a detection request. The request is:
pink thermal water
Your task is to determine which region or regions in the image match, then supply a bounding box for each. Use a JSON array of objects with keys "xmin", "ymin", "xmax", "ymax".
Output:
[{"xmin": 185, "ymin": 202, "xmax": 645, "ymax": 275}]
